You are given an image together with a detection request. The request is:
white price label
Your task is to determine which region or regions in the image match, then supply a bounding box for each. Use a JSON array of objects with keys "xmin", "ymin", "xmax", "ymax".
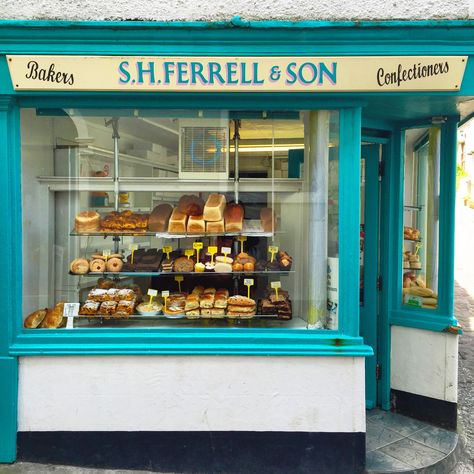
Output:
[
  {"xmin": 161, "ymin": 290, "xmax": 170, "ymax": 298},
  {"xmin": 147, "ymin": 289, "xmax": 158, "ymax": 297},
  {"xmin": 63, "ymin": 303, "xmax": 80, "ymax": 318},
  {"xmin": 271, "ymin": 281, "xmax": 282, "ymax": 289},
  {"xmin": 221, "ymin": 246, "xmax": 232, "ymax": 254},
  {"xmin": 244, "ymin": 278, "xmax": 254, "ymax": 286},
  {"xmin": 129, "ymin": 243, "xmax": 139, "ymax": 251}
]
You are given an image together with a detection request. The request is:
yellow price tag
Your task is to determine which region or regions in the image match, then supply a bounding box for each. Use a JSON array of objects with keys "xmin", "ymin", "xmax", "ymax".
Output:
[
  {"xmin": 162, "ymin": 245, "xmax": 173, "ymax": 260},
  {"xmin": 221, "ymin": 246, "xmax": 231, "ymax": 263},
  {"xmin": 414, "ymin": 242, "xmax": 423, "ymax": 256},
  {"xmin": 174, "ymin": 275, "xmax": 184, "ymax": 292},
  {"xmin": 208, "ymin": 246, "xmax": 218, "ymax": 264},
  {"xmin": 161, "ymin": 290, "xmax": 170, "ymax": 308},
  {"xmin": 244, "ymin": 278, "xmax": 254, "ymax": 299},
  {"xmin": 193, "ymin": 242, "xmax": 203, "ymax": 261},
  {"xmin": 271, "ymin": 281, "xmax": 282, "ymax": 299},
  {"xmin": 185, "ymin": 249, "xmax": 195, "ymax": 260},
  {"xmin": 268, "ymin": 245, "xmax": 279, "ymax": 263},
  {"xmin": 147, "ymin": 288, "xmax": 158, "ymax": 305},
  {"xmin": 237, "ymin": 235, "xmax": 247, "ymax": 253},
  {"xmin": 128, "ymin": 244, "xmax": 138, "ymax": 264},
  {"xmin": 102, "ymin": 249, "xmax": 111, "ymax": 262}
]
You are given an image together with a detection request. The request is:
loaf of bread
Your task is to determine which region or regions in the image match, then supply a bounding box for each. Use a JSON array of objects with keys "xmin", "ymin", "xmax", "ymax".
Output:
[
  {"xmin": 40, "ymin": 302, "xmax": 65, "ymax": 329},
  {"xmin": 224, "ymin": 203, "xmax": 244, "ymax": 232},
  {"xmin": 187, "ymin": 215, "xmax": 205, "ymax": 234},
  {"xmin": 24, "ymin": 309, "xmax": 47, "ymax": 328},
  {"xmin": 203, "ymin": 194, "xmax": 226, "ymax": 222},
  {"xmin": 228, "ymin": 295, "xmax": 256, "ymax": 307},
  {"xmin": 168, "ymin": 208, "xmax": 188, "ymax": 233},
  {"xmin": 206, "ymin": 220, "xmax": 224, "ymax": 233},
  {"xmin": 75, "ymin": 211, "xmax": 100, "ymax": 232},
  {"xmin": 148, "ymin": 203, "xmax": 173, "ymax": 232},
  {"xmin": 260, "ymin": 207, "xmax": 276, "ymax": 232},
  {"xmin": 178, "ymin": 195, "xmax": 204, "ymax": 216}
]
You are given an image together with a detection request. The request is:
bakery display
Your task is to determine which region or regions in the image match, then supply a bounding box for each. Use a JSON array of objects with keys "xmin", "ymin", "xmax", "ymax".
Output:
[
  {"xmin": 75, "ymin": 211, "xmax": 100, "ymax": 233},
  {"xmin": 148, "ymin": 203, "xmax": 173, "ymax": 232},
  {"xmin": 203, "ymin": 193, "xmax": 226, "ymax": 222}
]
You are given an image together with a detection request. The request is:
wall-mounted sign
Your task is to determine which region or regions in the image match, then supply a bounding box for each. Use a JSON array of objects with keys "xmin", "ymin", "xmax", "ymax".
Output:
[{"xmin": 6, "ymin": 55, "xmax": 467, "ymax": 92}]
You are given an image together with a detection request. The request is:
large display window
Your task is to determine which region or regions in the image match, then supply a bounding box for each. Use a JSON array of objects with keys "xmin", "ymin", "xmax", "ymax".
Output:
[{"xmin": 21, "ymin": 108, "xmax": 340, "ymax": 330}]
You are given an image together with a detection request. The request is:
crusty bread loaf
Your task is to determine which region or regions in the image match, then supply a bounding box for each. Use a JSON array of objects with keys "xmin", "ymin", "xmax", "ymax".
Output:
[
  {"xmin": 75, "ymin": 211, "xmax": 100, "ymax": 232},
  {"xmin": 148, "ymin": 203, "xmax": 173, "ymax": 232},
  {"xmin": 178, "ymin": 195, "xmax": 204, "ymax": 216},
  {"xmin": 203, "ymin": 194, "xmax": 226, "ymax": 222},
  {"xmin": 224, "ymin": 203, "xmax": 244, "ymax": 232},
  {"xmin": 168, "ymin": 208, "xmax": 188, "ymax": 233},
  {"xmin": 24, "ymin": 309, "xmax": 47, "ymax": 328},
  {"xmin": 206, "ymin": 220, "xmax": 224, "ymax": 233},
  {"xmin": 187, "ymin": 215, "xmax": 205, "ymax": 234},
  {"xmin": 227, "ymin": 295, "xmax": 256, "ymax": 307}
]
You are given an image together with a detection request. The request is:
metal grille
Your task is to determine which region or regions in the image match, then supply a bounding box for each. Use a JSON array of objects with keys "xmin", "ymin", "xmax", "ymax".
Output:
[{"xmin": 181, "ymin": 126, "xmax": 228, "ymax": 174}]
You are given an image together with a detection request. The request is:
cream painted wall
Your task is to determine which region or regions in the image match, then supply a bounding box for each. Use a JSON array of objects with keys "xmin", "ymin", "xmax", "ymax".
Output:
[
  {"xmin": 18, "ymin": 356, "xmax": 366, "ymax": 433},
  {"xmin": 0, "ymin": 0, "xmax": 471, "ymax": 21},
  {"xmin": 391, "ymin": 326, "xmax": 458, "ymax": 403}
]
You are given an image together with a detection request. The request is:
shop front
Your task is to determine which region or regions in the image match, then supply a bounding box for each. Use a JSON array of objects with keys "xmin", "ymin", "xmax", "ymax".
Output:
[{"xmin": 0, "ymin": 20, "xmax": 469, "ymax": 473}]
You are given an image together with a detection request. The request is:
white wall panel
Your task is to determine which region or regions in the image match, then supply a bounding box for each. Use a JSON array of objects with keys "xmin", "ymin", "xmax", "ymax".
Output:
[
  {"xmin": 391, "ymin": 326, "xmax": 458, "ymax": 403},
  {"xmin": 18, "ymin": 356, "xmax": 366, "ymax": 433}
]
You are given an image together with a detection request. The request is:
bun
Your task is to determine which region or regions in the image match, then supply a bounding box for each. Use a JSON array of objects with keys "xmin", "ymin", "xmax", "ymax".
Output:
[
  {"xmin": 243, "ymin": 262, "xmax": 255, "ymax": 271},
  {"xmin": 70, "ymin": 258, "xmax": 90, "ymax": 274},
  {"xmin": 90, "ymin": 259, "xmax": 106, "ymax": 272},
  {"xmin": 178, "ymin": 195, "xmax": 204, "ymax": 216},
  {"xmin": 148, "ymin": 203, "xmax": 173, "ymax": 232},
  {"xmin": 24, "ymin": 309, "xmax": 47, "ymax": 328},
  {"xmin": 224, "ymin": 203, "xmax": 244, "ymax": 232},
  {"xmin": 203, "ymin": 194, "xmax": 226, "ymax": 222},
  {"xmin": 106, "ymin": 257, "xmax": 123, "ymax": 272},
  {"xmin": 75, "ymin": 211, "xmax": 100, "ymax": 232}
]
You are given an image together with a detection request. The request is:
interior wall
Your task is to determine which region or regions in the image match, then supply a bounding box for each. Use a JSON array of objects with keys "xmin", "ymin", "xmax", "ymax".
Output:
[
  {"xmin": 391, "ymin": 326, "xmax": 458, "ymax": 403},
  {"xmin": 18, "ymin": 356, "xmax": 366, "ymax": 433}
]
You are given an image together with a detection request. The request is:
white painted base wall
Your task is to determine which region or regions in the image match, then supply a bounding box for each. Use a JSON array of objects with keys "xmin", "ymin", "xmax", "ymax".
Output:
[
  {"xmin": 391, "ymin": 326, "xmax": 458, "ymax": 403},
  {"xmin": 18, "ymin": 356, "xmax": 366, "ymax": 433}
]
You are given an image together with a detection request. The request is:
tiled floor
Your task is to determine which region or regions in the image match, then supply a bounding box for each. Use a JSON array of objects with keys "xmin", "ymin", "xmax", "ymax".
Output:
[{"xmin": 366, "ymin": 409, "xmax": 459, "ymax": 473}]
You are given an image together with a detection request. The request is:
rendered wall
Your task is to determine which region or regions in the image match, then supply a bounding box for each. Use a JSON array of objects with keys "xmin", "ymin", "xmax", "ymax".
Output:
[
  {"xmin": 18, "ymin": 356, "xmax": 366, "ymax": 432},
  {"xmin": 0, "ymin": 0, "xmax": 473, "ymax": 21},
  {"xmin": 391, "ymin": 326, "xmax": 458, "ymax": 403}
]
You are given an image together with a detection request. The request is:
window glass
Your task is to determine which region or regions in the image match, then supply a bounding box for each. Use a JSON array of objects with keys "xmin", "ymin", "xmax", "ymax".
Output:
[
  {"xmin": 21, "ymin": 108, "xmax": 339, "ymax": 330},
  {"xmin": 402, "ymin": 127, "xmax": 439, "ymax": 310}
]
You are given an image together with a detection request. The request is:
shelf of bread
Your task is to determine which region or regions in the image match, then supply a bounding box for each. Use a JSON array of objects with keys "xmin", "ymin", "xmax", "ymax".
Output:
[{"xmin": 70, "ymin": 270, "xmax": 294, "ymax": 277}]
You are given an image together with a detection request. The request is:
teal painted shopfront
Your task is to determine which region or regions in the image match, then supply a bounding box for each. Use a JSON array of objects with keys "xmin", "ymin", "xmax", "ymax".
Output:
[{"xmin": 0, "ymin": 19, "xmax": 469, "ymax": 473}]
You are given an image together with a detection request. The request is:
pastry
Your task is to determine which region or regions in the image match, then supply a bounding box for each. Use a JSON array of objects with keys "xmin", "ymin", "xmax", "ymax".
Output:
[
  {"xmin": 214, "ymin": 262, "xmax": 232, "ymax": 273},
  {"xmin": 192, "ymin": 286, "xmax": 205, "ymax": 296},
  {"xmin": 206, "ymin": 220, "xmax": 225, "ymax": 233},
  {"xmin": 228, "ymin": 295, "xmax": 255, "ymax": 307},
  {"xmin": 136, "ymin": 301, "xmax": 162, "ymax": 315},
  {"xmin": 115, "ymin": 300, "xmax": 135, "ymax": 316},
  {"xmin": 266, "ymin": 261, "xmax": 280, "ymax": 271},
  {"xmin": 214, "ymin": 292, "xmax": 228, "ymax": 309},
  {"xmin": 200, "ymin": 309, "xmax": 212, "ymax": 316},
  {"xmin": 226, "ymin": 310, "xmax": 256, "ymax": 319},
  {"xmin": 173, "ymin": 256, "xmax": 195, "ymax": 273},
  {"xmin": 24, "ymin": 309, "xmax": 47, "ymax": 328},
  {"xmin": 79, "ymin": 300, "xmax": 100, "ymax": 315},
  {"xmin": 98, "ymin": 301, "xmax": 117, "ymax": 315},
  {"xmin": 260, "ymin": 207, "xmax": 276, "ymax": 232},
  {"xmin": 75, "ymin": 211, "xmax": 100, "ymax": 232},
  {"xmin": 90, "ymin": 259, "xmax": 106, "ymax": 273},
  {"xmin": 133, "ymin": 249, "xmax": 163, "ymax": 272},
  {"xmin": 224, "ymin": 203, "xmax": 244, "ymax": 232},
  {"xmin": 232, "ymin": 262, "xmax": 244, "ymax": 272},
  {"xmin": 88, "ymin": 288, "xmax": 108, "ymax": 301},
  {"xmin": 70, "ymin": 258, "xmax": 90, "ymax": 274},
  {"xmin": 106, "ymin": 257, "xmax": 123, "ymax": 273},
  {"xmin": 178, "ymin": 195, "xmax": 205, "ymax": 216},
  {"xmin": 185, "ymin": 309, "xmax": 201, "ymax": 319},
  {"xmin": 161, "ymin": 258, "xmax": 174, "ymax": 273},
  {"xmin": 199, "ymin": 293, "xmax": 215, "ymax": 308},
  {"xmin": 243, "ymin": 262, "xmax": 255, "ymax": 272},
  {"xmin": 203, "ymin": 194, "xmax": 226, "ymax": 222},
  {"xmin": 41, "ymin": 302, "xmax": 65, "ymax": 328},
  {"xmin": 148, "ymin": 203, "xmax": 173, "ymax": 232},
  {"xmin": 227, "ymin": 304, "xmax": 256, "ymax": 313},
  {"xmin": 209, "ymin": 308, "xmax": 226, "ymax": 318},
  {"xmin": 105, "ymin": 288, "xmax": 120, "ymax": 301},
  {"xmin": 216, "ymin": 255, "xmax": 233, "ymax": 264},
  {"xmin": 168, "ymin": 208, "xmax": 188, "ymax": 233},
  {"xmin": 278, "ymin": 251, "xmax": 293, "ymax": 271},
  {"xmin": 117, "ymin": 289, "xmax": 135, "ymax": 301},
  {"xmin": 203, "ymin": 288, "xmax": 216, "ymax": 295},
  {"xmin": 187, "ymin": 215, "xmax": 205, "ymax": 234},
  {"xmin": 204, "ymin": 262, "xmax": 215, "ymax": 272},
  {"xmin": 185, "ymin": 294, "xmax": 200, "ymax": 311},
  {"xmin": 194, "ymin": 262, "xmax": 205, "ymax": 272}
]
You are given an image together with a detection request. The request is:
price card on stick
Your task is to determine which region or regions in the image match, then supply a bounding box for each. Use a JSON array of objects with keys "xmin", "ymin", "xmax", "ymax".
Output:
[
  {"xmin": 174, "ymin": 275, "xmax": 184, "ymax": 292},
  {"xmin": 162, "ymin": 245, "xmax": 173, "ymax": 260},
  {"xmin": 185, "ymin": 249, "xmax": 194, "ymax": 260},
  {"xmin": 268, "ymin": 245, "xmax": 279, "ymax": 263},
  {"xmin": 193, "ymin": 242, "xmax": 203, "ymax": 262},
  {"xmin": 208, "ymin": 246, "xmax": 218, "ymax": 264},
  {"xmin": 147, "ymin": 288, "xmax": 158, "ymax": 305},
  {"xmin": 237, "ymin": 235, "xmax": 247, "ymax": 253},
  {"xmin": 161, "ymin": 290, "xmax": 170, "ymax": 309},
  {"xmin": 63, "ymin": 303, "xmax": 80, "ymax": 329},
  {"xmin": 221, "ymin": 246, "xmax": 232, "ymax": 263},
  {"xmin": 271, "ymin": 281, "xmax": 282, "ymax": 300},
  {"xmin": 244, "ymin": 278, "xmax": 254, "ymax": 299},
  {"xmin": 129, "ymin": 243, "xmax": 139, "ymax": 264}
]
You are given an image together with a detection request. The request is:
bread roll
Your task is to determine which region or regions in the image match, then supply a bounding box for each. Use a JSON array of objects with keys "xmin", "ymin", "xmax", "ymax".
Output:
[
  {"xmin": 148, "ymin": 203, "xmax": 173, "ymax": 232},
  {"xmin": 41, "ymin": 302, "xmax": 66, "ymax": 329},
  {"xmin": 70, "ymin": 258, "xmax": 90, "ymax": 274},
  {"xmin": 224, "ymin": 203, "xmax": 244, "ymax": 232},
  {"xmin": 187, "ymin": 215, "xmax": 205, "ymax": 234},
  {"xmin": 203, "ymin": 194, "xmax": 226, "ymax": 222},
  {"xmin": 206, "ymin": 220, "xmax": 225, "ymax": 233},
  {"xmin": 168, "ymin": 208, "xmax": 188, "ymax": 233},
  {"xmin": 178, "ymin": 195, "xmax": 205, "ymax": 216},
  {"xmin": 24, "ymin": 309, "xmax": 47, "ymax": 328},
  {"xmin": 75, "ymin": 211, "xmax": 100, "ymax": 232}
]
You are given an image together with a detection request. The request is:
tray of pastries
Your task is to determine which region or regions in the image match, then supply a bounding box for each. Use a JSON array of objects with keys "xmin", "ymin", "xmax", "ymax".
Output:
[{"xmin": 78, "ymin": 285, "xmax": 139, "ymax": 318}]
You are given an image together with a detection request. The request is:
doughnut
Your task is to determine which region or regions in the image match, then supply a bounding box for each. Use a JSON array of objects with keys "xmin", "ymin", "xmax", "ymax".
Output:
[
  {"xmin": 90, "ymin": 258, "xmax": 106, "ymax": 273},
  {"xmin": 106, "ymin": 257, "xmax": 123, "ymax": 273},
  {"xmin": 70, "ymin": 258, "xmax": 90, "ymax": 274}
]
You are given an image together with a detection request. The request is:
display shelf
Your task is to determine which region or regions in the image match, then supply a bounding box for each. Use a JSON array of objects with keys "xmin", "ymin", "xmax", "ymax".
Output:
[
  {"xmin": 70, "ymin": 230, "xmax": 279, "ymax": 238},
  {"xmin": 404, "ymin": 205, "xmax": 423, "ymax": 211},
  {"xmin": 70, "ymin": 270, "xmax": 294, "ymax": 277},
  {"xmin": 70, "ymin": 314, "xmax": 283, "ymax": 320},
  {"xmin": 403, "ymin": 267, "xmax": 422, "ymax": 271}
]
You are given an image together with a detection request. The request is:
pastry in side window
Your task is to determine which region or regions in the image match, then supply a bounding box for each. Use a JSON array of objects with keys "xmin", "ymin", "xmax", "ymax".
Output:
[
  {"xmin": 24, "ymin": 309, "xmax": 47, "ymax": 328},
  {"xmin": 40, "ymin": 302, "xmax": 66, "ymax": 328}
]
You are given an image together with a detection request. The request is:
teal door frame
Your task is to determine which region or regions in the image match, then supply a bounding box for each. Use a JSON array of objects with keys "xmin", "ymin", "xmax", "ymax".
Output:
[{"xmin": 360, "ymin": 143, "xmax": 381, "ymax": 409}]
